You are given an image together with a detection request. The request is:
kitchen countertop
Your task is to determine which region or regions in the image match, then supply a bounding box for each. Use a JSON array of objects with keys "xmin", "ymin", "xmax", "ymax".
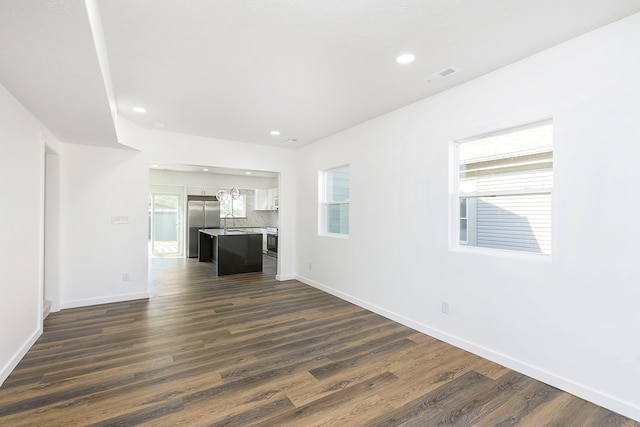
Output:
[
  {"xmin": 198, "ymin": 228, "xmax": 263, "ymax": 275},
  {"xmin": 199, "ymin": 229, "xmax": 262, "ymax": 237}
]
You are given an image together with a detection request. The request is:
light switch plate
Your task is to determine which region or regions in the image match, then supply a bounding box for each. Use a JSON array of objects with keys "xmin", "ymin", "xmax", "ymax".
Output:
[{"xmin": 111, "ymin": 216, "xmax": 129, "ymax": 225}]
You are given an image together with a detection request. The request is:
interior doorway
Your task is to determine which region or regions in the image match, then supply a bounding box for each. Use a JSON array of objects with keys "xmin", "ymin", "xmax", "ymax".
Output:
[
  {"xmin": 148, "ymin": 193, "xmax": 183, "ymax": 257},
  {"xmin": 44, "ymin": 145, "xmax": 60, "ymax": 316}
]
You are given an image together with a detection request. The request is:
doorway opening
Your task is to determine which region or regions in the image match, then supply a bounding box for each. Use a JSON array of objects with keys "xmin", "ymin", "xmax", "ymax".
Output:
[
  {"xmin": 148, "ymin": 193, "xmax": 183, "ymax": 257},
  {"xmin": 44, "ymin": 145, "xmax": 60, "ymax": 317}
]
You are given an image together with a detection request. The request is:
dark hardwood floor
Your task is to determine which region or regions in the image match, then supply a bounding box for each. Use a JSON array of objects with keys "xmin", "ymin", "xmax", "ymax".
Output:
[{"xmin": 0, "ymin": 256, "xmax": 637, "ymax": 426}]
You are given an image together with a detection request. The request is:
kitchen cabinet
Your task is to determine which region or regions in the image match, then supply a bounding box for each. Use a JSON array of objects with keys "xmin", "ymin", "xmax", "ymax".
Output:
[
  {"xmin": 254, "ymin": 189, "xmax": 268, "ymax": 210},
  {"xmin": 254, "ymin": 188, "xmax": 278, "ymax": 210},
  {"xmin": 199, "ymin": 229, "xmax": 262, "ymax": 275},
  {"xmin": 187, "ymin": 186, "xmax": 218, "ymax": 196},
  {"xmin": 270, "ymin": 188, "xmax": 279, "ymax": 209}
]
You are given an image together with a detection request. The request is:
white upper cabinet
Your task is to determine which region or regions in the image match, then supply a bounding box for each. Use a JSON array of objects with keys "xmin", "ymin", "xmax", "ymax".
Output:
[
  {"xmin": 269, "ymin": 188, "xmax": 279, "ymax": 210},
  {"xmin": 254, "ymin": 188, "xmax": 278, "ymax": 210},
  {"xmin": 187, "ymin": 186, "xmax": 218, "ymax": 196},
  {"xmin": 254, "ymin": 188, "xmax": 268, "ymax": 210}
]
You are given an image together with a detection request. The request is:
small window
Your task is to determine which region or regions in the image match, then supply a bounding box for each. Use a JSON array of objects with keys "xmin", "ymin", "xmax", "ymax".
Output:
[
  {"xmin": 455, "ymin": 120, "xmax": 553, "ymax": 254},
  {"xmin": 320, "ymin": 165, "xmax": 350, "ymax": 236},
  {"xmin": 220, "ymin": 194, "xmax": 247, "ymax": 218}
]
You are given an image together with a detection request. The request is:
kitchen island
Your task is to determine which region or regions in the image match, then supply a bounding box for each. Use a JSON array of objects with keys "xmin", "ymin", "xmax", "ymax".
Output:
[{"xmin": 198, "ymin": 229, "xmax": 263, "ymax": 275}]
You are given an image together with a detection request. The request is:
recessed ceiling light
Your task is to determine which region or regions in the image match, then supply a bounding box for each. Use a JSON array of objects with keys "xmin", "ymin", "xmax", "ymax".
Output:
[
  {"xmin": 286, "ymin": 138, "xmax": 298, "ymax": 143},
  {"xmin": 396, "ymin": 53, "xmax": 415, "ymax": 64},
  {"xmin": 270, "ymin": 130, "xmax": 281, "ymax": 136},
  {"xmin": 133, "ymin": 106, "xmax": 147, "ymax": 113},
  {"xmin": 151, "ymin": 164, "xmax": 159, "ymax": 168},
  {"xmin": 245, "ymin": 171, "xmax": 252, "ymax": 175},
  {"xmin": 202, "ymin": 168, "xmax": 209, "ymax": 172}
]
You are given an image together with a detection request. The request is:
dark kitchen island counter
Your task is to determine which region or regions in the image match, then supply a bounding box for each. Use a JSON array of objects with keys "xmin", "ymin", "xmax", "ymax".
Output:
[{"xmin": 198, "ymin": 229, "xmax": 263, "ymax": 275}]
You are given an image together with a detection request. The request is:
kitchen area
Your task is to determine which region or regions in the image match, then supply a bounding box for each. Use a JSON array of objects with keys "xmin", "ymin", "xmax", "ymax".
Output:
[
  {"xmin": 148, "ymin": 165, "xmax": 279, "ymax": 275},
  {"xmin": 185, "ymin": 190, "xmax": 278, "ymax": 259}
]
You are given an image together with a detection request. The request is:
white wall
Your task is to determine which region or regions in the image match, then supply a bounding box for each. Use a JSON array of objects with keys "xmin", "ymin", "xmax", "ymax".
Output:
[
  {"xmin": 295, "ymin": 14, "xmax": 640, "ymax": 421},
  {"xmin": 149, "ymin": 168, "xmax": 277, "ymax": 190},
  {"xmin": 0, "ymin": 83, "xmax": 48, "ymax": 383},
  {"xmin": 118, "ymin": 119, "xmax": 297, "ymax": 280},
  {"xmin": 44, "ymin": 146, "xmax": 61, "ymax": 312},
  {"xmin": 59, "ymin": 143, "xmax": 149, "ymax": 308}
]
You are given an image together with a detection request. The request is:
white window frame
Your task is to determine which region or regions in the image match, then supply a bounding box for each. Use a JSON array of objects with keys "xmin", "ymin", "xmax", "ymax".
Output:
[
  {"xmin": 220, "ymin": 194, "xmax": 247, "ymax": 218},
  {"xmin": 452, "ymin": 120, "xmax": 553, "ymax": 255},
  {"xmin": 319, "ymin": 165, "xmax": 350, "ymax": 238},
  {"xmin": 459, "ymin": 198, "xmax": 468, "ymax": 244}
]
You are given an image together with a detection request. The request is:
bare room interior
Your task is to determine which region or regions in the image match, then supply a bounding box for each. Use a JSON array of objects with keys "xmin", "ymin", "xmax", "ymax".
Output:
[{"xmin": 2, "ymin": 1, "xmax": 640, "ymax": 425}]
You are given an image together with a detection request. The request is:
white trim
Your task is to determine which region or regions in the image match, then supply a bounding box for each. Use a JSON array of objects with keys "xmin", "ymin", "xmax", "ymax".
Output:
[
  {"xmin": 0, "ymin": 327, "xmax": 42, "ymax": 386},
  {"xmin": 459, "ymin": 198, "xmax": 468, "ymax": 244},
  {"xmin": 38, "ymin": 141, "xmax": 46, "ymax": 327},
  {"xmin": 295, "ymin": 274, "xmax": 640, "ymax": 422},
  {"xmin": 44, "ymin": 145, "xmax": 61, "ymax": 313},
  {"xmin": 456, "ymin": 119, "xmax": 553, "ymax": 144},
  {"xmin": 319, "ymin": 232, "xmax": 349, "ymax": 240},
  {"xmin": 322, "ymin": 200, "xmax": 350, "ymax": 205},
  {"xmin": 61, "ymin": 292, "xmax": 150, "ymax": 309},
  {"xmin": 318, "ymin": 164, "xmax": 350, "ymax": 237},
  {"xmin": 460, "ymin": 187, "xmax": 552, "ymax": 198},
  {"xmin": 450, "ymin": 244, "xmax": 552, "ymax": 261}
]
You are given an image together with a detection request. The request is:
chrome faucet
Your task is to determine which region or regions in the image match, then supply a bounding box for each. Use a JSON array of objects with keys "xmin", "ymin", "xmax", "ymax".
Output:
[{"xmin": 223, "ymin": 213, "xmax": 235, "ymax": 232}]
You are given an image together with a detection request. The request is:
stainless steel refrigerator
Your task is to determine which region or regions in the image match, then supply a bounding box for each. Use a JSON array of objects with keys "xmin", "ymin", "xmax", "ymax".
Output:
[{"xmin": 187, "ymin": 196, "xmax": 221, "ymax": 258}]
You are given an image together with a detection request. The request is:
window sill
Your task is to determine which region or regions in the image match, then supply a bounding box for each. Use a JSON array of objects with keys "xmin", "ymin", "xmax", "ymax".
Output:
[
  {"xmin": 319, "ymin": 232, "xmax": 349, "ymax": 240},
  {"xmin": 450, "ymin": 244, "xmax": 551, "ymax": 262}
]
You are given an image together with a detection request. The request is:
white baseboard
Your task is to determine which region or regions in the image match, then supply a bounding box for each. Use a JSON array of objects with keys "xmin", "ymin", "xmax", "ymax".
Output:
[
  {"xmin": 276, "ymin": 274, "xmax": 296, "ymax": 281},
  {"xmin": 0, "ymin": 327, "xmax": 42, "ymax": 386},
  {"xmin": 295, "ymin": 274, "xmax": 640, "ymax": 422},
  {"xmin": 1, "ymin": 292, "xmax": 149, "ymax": 386},
  {"xmin": 61, "ymin": 291, "xmax": 150, "ymax": 310}
]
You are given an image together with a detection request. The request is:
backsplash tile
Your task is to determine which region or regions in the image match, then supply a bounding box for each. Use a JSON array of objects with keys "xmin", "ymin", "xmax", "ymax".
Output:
[{"xmin": 229, "ymin": 189, "xmax": 278, "ymax": 228}]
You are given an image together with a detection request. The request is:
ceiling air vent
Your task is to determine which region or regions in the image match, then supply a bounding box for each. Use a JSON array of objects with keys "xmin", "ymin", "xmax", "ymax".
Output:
[{"xmin": 426, "ymin": 66, "xmax": 460, "ymax": 83}]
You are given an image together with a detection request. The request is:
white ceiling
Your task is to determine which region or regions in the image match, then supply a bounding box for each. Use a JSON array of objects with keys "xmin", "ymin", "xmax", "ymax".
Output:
[
  {"xmin": 151, "ymin": 163, "xmax": 277, "ymax": 178},
  {"xmin": 2, "ymin": 0, "xmax": 640, "ymax": 150}
]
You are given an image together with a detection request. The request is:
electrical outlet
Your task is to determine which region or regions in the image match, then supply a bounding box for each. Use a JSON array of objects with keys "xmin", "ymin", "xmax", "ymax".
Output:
[
  {"xmin": 441, "ymin": 301, "xmax": 449, "ymax": 314},
  {"xmin": 122, "ymin": 273, "xmax": 129, "ymax": 282}
]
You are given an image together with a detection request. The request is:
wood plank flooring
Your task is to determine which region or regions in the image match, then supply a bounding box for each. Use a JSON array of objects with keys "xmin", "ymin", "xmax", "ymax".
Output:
[{"xmin": 0, "ymin": 256, "xmax": 637, "ymax": 426}]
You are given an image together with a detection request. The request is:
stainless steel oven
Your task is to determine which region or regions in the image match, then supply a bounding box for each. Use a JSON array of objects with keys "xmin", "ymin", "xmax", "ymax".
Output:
[{"xmin": 266, "ymin": 232, "xmax": 278, "ymax": 256}]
